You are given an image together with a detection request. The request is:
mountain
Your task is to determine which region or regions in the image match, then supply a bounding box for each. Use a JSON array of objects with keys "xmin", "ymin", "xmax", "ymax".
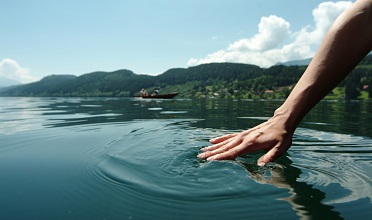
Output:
[
  {"xmin": 277, "ymin": 53, "xmax": 372, "ymax": 67},
  {"xmin": 0, "ymin": 77, "xmax": 22, "ymax": 88},
  {"xmin": 1, "ymin": 54, "xmax": 371, "ymax": 99},
  {"xmin": 0, "ymin": 63, "xmax": 303, "ymax": 98},
  {"xmin": 275, "ymin": 58, "xmax": 312, "ymax": 66},
  {"xmin": 157, "ymin": 63, "xmax": 262, "ymax": 84},
  {"xmin": 0, "ymin": 70, "xmax": 156, "ymax": 97},
  {"xmin": 1, "ymin": 75, "xmax": 77, "ymax": 96}
]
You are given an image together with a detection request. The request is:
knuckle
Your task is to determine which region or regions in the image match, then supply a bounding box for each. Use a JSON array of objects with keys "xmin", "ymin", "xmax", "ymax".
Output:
[{"xmin": 227, "ymin": 148, "xmax": 238, "ymax": 159}]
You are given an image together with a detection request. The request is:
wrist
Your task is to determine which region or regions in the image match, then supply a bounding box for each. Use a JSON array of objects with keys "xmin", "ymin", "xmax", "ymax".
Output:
[{"xmin": 272, "ymin": 106, "xmax": 299, "ymax": 134}]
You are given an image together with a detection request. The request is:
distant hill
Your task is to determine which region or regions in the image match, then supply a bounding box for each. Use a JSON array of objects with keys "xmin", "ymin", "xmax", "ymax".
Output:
[
  {"xmin": 0, "ymin": 77, "xmax": 21, "ymax": 88},
  {"xmin": 1, "ymin": 54, "xmax": 371, "ymax": 99},
  {"xmin": 276, "ymin": 54, "xmax": 372, "ymax": 67},
  {"xmin": 0, "ymin": 63, "xmax": 302, "ymax": 98},
  {"xmin": 275, "ymin": 58, "xmax": 312, "ymax": 66},
  {"xmin": 157, "ymin": 63, "xmax": 262, "ymax": 84},
  {"xmin": 0, "ymin": 70, "xmax": 155, "ymax": 97}
]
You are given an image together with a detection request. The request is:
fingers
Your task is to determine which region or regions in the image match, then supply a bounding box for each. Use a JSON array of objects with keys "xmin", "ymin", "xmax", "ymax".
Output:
[
  {"xmin": 208, "ymin": 126, "xmax": 260, "ymax": 145},
  {"xmin": 209, "ymin": 133, "xmax": 238, "ymax": 144},
  {"xmin": 256, "ymin": 143, "xmax": 287, "ymax": 166},
  {"xmin": 200, "ymin": 141, "xmax": 225, "ymax": 152},
  {"xmin": 199, "ymin": 121, "xmax": 293, "ymax": 165},
  {"xmin": 199, "ymin": 133, "xmax": 238, "ymax": 152},
  {"xmin": 197, "ymin": 142, "xmax": 243, "ymax": 161},
  {"xmin": 199, "ymin": 136, "xmax": 289, "ymax": 166},
  {"xmin": 198, "ymin": 137, "xmax": 242, "ymax": 159},
  {"xmin": 199, "ymin": 130, "xmax": 258, "ymax": 160},
  {"xmin": 204, "ymin": 148, "xmax": 239, "ymax": 161}
]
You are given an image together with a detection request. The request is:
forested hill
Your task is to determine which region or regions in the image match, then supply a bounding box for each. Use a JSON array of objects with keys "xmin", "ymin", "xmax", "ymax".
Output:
[
  {"xmin": 1, "ymin": 54, "xmax": 372, "ymax": 99},
  {"xmin": 0, "ymin": 63, "xmax": 303, "ymax": 98},
  {"xmin": 0, "ymin": 70, "xmax": 155, "ymax": 97}
]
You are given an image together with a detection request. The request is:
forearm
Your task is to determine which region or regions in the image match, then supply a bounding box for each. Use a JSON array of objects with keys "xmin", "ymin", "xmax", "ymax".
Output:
[{"xmin": 275, "ymin": 0, "xmax": 372, "ymax": 131}]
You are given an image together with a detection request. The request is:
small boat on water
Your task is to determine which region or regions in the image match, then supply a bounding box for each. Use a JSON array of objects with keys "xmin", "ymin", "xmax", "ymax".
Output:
[{"xmin": 135, "ymin": 92, "xmax": 178, "ymax": 99}]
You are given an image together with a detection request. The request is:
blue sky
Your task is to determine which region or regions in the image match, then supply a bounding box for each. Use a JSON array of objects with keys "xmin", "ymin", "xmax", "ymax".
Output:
[{"xmin": 0, "ymin": 0, "xmax": 353, "ymax": 83}]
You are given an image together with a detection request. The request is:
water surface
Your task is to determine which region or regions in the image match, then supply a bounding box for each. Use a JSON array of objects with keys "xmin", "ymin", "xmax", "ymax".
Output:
[{"xmin": 0, "ymin": 97, "xmax": 371, "ymax": 219}]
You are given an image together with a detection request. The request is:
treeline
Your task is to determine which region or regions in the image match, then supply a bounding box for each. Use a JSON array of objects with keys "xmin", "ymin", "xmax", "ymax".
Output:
[
  {"xmin": 0, "ymin": 70, "xmax": 155, "ymax": 97},
  {"xmin": 1, "ymin": 54, "xmax": 372, "ymax": 99},
  {"xmin": 157, "ymin": 64, "xmax": 303, "ymax": 99}
]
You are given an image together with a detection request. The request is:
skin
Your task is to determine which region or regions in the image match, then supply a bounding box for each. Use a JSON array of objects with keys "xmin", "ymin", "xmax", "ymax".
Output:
[{"xmin": 198, "ymin": 0, "xmax": 372, "ymax": 166}]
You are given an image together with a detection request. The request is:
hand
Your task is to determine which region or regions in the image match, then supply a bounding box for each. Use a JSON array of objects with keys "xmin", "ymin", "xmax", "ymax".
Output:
[{"xmin": 197, "ymin": 116, "xmax": 294, "ymax": 166}]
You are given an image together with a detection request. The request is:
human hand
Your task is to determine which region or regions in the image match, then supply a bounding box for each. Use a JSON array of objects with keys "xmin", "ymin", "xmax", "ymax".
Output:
[{"xmin": 197, "ymin": 117, "xmax": 294, "ymax": 166}]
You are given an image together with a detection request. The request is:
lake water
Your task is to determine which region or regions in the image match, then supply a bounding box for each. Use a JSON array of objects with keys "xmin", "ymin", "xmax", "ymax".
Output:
[{"xmin": 0, "ymin": 97, "xmax": 371, "ymax": 219}]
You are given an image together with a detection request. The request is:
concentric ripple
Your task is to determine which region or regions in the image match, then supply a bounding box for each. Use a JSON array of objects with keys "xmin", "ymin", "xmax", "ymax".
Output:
[
  {"xmin": 92, "ymin": 122, "xmax": 372, "ymax": 219},
  {"xmin": 1, "ymin": 97, "xmax": 372, "ymax": 219}
]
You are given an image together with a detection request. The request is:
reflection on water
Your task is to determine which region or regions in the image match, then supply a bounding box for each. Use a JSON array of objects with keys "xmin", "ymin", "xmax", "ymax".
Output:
[
  {"xmin": 0, "ymin": 97, "xmax": 371, "ymax": 219},
  {"xmin": 242, "ymin": 161, "xmax": 342, "ymax": 219}
]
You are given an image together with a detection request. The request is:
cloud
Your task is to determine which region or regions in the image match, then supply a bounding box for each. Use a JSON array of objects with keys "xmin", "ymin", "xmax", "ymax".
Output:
[
  {"xmin": 228, "ymin": 15, "xmax": 291, "ymax": 52},
  {"xmin": 0, "ymin": 58, "xmax": 38, "ymax": 83},
  {"xmin": 188, "ymin": 1, "xmax": 353, "ymax": 68}
]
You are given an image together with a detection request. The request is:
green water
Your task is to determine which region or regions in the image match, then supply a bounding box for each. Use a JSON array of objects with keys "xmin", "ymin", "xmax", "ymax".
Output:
[{"xmin": 0, "ymin": 97, "xmax": 371, "ymax": 219}]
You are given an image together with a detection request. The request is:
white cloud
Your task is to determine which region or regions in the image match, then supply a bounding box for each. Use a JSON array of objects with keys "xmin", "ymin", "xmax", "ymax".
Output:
[
  {"xmin": 0, "ymin": 58, "xmax": 38, "ymax": 83},
  {"xmin": 313, "ymin": 1, "xmax": 353, "ymax": 36},
  {"xmin": 228, "ymin": 15, "xmax": 291, "ymax": 52},
  {"xmin": 188, "ymin": 1, "xmax": 353, "ymax": 68}
]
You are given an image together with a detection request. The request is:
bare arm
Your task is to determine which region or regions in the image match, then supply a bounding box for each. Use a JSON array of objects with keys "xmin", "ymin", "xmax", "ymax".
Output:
[
  {"xmin": 198, "ymin": 0, "xmax": 372, "ymax": 165},
  {"xmin": 278, "ymin": 0, "xmax": 372, "ymax": 130}
]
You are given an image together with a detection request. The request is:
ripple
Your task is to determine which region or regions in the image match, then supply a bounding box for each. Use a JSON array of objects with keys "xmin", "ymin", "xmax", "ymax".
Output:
[
  {"xmin": 93, "ymin": 120, "xmax": 291, "ymax": 219},
  {"xmin": 290, "ymin": 128, "xmax": 372, "ymax": 205},
  {"xmin": 148, "ymin": 107, "xmax": 163, "ymax": 111},
  {"xmin": 160, "ymin": 111, "xmax": 188, "ymax": 114},
  {"xmin": 2, "ymin": 98, "xmax": 372, "ymax": 219},
  {"xmin": 94, "ymin": 122, "xmax": 372, "ymax": 212}
]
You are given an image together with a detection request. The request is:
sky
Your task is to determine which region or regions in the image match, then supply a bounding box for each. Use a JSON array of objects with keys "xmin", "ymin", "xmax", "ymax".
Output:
[{"xmin": 0, "ymin": 0, "xmax": 353, "ymax": 83}]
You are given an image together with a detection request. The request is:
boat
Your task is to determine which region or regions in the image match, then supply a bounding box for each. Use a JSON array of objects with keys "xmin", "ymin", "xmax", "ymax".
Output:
[{"xmin": 135, "ymin": 92, "xmax": 178, "ymax": 99}]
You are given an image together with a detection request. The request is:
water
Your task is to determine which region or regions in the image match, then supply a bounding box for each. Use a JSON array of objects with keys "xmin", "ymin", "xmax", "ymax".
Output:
[{"xmin": 0, "ymin": 97, "xmax": 371, "ymax": 219}]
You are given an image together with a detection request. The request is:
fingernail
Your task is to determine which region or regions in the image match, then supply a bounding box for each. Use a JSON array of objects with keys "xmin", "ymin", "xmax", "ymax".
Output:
[
  {"xmin": 197, "ymin": 153, "xmax": 205, "ymax": 158},
  {"xmin": 209, "ymin": 138, "xmax": 215, "ymax": 142},
  {"xmin": 257, "ymin": 162, "xmax": 265, "ymax": 167},
  {"xmin": 207, "ymin": 155, "xmax": 217, "ymax": 161}
]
